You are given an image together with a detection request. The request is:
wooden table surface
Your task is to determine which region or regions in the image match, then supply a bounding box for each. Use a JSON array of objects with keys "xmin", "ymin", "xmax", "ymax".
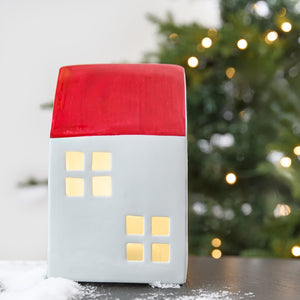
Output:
[{"xmin": 81, "ymin": 256, "xmax": 300, "ymax": 299}]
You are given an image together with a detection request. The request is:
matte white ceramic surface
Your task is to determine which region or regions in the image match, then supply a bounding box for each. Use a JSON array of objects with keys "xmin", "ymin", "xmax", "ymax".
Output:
[{"xmin": 48, "ymin": 135, "xmax": 187, "ymax": 283}]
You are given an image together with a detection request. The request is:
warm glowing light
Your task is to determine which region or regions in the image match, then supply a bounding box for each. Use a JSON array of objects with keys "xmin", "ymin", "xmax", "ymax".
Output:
[
  {"xmin": 187, "ymin": 56, "xmax": 199, "ymax": 68},
  {"xmin": 273, "ymin": 204, "xmax": 291, "ymax": 218},
  {"xmin": 152, "ymin": 217, "xmax": 170, "ymax": 236},
  {"xmin": 281, "ymin": 22, "xmax": 292, "ymax": 32},
  {"xmin": 225, "ymin": 173, "xmax": 237, "ymax": 185},
  {"xmin": 211, "ymin": 238, "xmax": 222, "ymax": 248},
  {"xmin": 293, "ymin": 146, "xmax": 300, "ymax": 156},
  {"xmin": 237, "ymin": 39, "xmax": 248, "ymax": 50},
  {"xmin": 169, "ymin": 33, "xmax": 178, "ymax": 40},
  {"xmin": 201, "ymin": 37, "xmax": 212, "ymax": 48},
  {"xmin": 292, "ymin": 246, "xmax": 300, "ymax": 257},
  {"xmin": 211, "ymin": 249, "xmax": 222, "ymax": 259},
  {"xmin": 265, "ymin": 31, "xmax": 278, "ymax": 43},
  {"xmin": 280, "ymin": 156, "xmax": 292, "ymax": 168},
  {"xmin": 225, "ymin": 67, "xmax": 236, "ymax": 79}
]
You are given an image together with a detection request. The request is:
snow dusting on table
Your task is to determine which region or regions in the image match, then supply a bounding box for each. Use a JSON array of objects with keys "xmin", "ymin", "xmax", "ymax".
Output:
[
  {"xmin": 0, "ymin": 262, "xmax": 255, "ymax": 299},
  {"xmin": 150, "ymin": 281, "xmax": 180, "ymax": 289}
]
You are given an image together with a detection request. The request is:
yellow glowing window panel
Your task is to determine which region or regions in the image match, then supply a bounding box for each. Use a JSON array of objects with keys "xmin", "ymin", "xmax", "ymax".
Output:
[
  {"xmin": 152, "ymin": 243, "xmax": 170, "ymax": 262},
  {"xmin": 65, "ymin": 152, "xmax": 84, "ymax": 171},
  {"xmin": 65, "ymin": 177, "xmax": 84, "ymax": 197},
  {"xmin": 151, "ymin": 217, "xmax": 170, "ymax": 236},
  {"xmin": 126, "ymin": 216, "xmax": 144, "ymax": 235},
  {"xmin": 92, "ymin": 152, "xmax": 111, "ymax": 171},
  {"xmin": 126, "ymin": 243, "xmax": 143, "ymax": 261},
  {"xmin": 92, "ymin": 176, "xmax": 111, "ymax": 196}
]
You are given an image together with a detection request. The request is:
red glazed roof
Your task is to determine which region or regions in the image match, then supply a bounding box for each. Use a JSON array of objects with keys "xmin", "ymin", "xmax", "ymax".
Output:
[{"xmin": 50, "ymin": 64, "xmax": 186, "ymax": 138}]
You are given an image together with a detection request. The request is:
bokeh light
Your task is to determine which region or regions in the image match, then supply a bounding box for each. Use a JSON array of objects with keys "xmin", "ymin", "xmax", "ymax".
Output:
[
  {"xmin": 211, "ymin": 249, "xmax": 222, "ymax": 259},
  {"xmin": 225, "ymin": 173, "xmax": 237, "ymax": 184},
  {"xmin": 281, "ymin": 22, "xmax": 292, "ymax": 32},
  {"xmin": 291, "ymin": 246, "xmax": 300, "ymax": 257},
  {"xmin": 225, "ymin": 67, "xmax": 236, "ymax": 79},
  {"xmin": 237, "ymin": 39, "xmax": 248, "ymax": 50},
  {"xmin": 280, "ymin": 156, "xmax": 292, "ymax": 168},
  {"xmin": 187, "ymin": 56, "xmax": 199, "ymax": 68},
  {"xmin": 273, "ymin": 204, "xmax": 291, "ymax": 217},
  {"xmin": 211, "ymin": 238, "xmax": 222, "ymax": 248},
  {"xmin": 201, "ymin": 37, "xmax": 212, "ymax": 48},
  {"xmin": 208, "ymin": 28, "xmax": 218, "ymax": 38},
  {"xmin": 169, "ymin": 33, "xmax": 178, "ymax": 40},
  {"xmin": 293, "ymin": 146, "xmax": 300, "ymax": 156},
  {"xmin": 265, "ymin": 31, "xmax": 278, "ymax": 43}
]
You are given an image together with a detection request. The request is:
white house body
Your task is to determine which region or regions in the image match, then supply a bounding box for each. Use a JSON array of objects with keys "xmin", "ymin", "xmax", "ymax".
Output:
[{"xmin": 48, "ymin": 135, "xmax": 187, "ymax": 283}]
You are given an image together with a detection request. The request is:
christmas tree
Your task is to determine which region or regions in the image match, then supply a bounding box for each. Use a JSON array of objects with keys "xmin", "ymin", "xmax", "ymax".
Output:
[{"xmin": 145, "ymin": 0, "xmax": 300, "ymax": 258}]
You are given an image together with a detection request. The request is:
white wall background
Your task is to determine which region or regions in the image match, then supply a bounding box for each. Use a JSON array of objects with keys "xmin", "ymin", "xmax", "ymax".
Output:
[{"xmin": 0, "ymin": 0, "xmax": 220, "ymax": 260}]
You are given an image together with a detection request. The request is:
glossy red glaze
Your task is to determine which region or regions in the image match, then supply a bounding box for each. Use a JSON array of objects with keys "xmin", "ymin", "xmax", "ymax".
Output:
[{"xmin": 50, "ymin": 64, "xmax": 186, "ymax": 138}]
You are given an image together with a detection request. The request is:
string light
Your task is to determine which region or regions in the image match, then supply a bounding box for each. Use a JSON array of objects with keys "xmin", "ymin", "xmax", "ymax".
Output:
[
  {"xmin": 225, "ymin": 173, "xmax": 237, "ymax": 185},
  {"xmin": 187, "ymin": 56, "xmax": 199, "ymax": 68},
  {"xmin": 237, "ymin": 39, "xmax": 248, "ymax": 50},
  {"xmin": 265, "ymin": 31, "xmax": 278, "ymax": 43},
  {"xmin": 291, "ymin": 246, "xmax": 300, "ymax": 257},
  {"xmin": 281, "ymin": 22, "xmax": 292, "ymax": 32},
  {"xmin": 280, "ymin": 156, "xmax": 292, "ymax": 168},
  {"xmin": 225, "ymin": 67, "xmax": 236, "ymax": 79},
  {"xmin": 293, "ymin": 146, "xmax": 300, "ymax": 155},
  {"xmin": 211, "ymin": 249, "xmax": 222, "ymax": 259},
  {"xmin": 211, "ymin": 238, "xmax": 222, "ymax": 248},
  {"xmin": 273, "ymin": 204, "xmax": 291, "ymax": 217},
  {"xmin": 201, "ymin": 37, "xmax": 212, "ymax": 48}
]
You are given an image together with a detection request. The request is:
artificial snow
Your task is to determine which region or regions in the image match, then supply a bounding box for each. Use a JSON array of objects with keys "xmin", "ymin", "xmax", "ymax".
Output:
[
  {"xmin": 150, "ymin": 281, "xmax": 180, "ymax": 289},
  {"xmin": 135, "ymin": 288, "xmax": 255, "ymax": 300},
  {"xmin": 0, "ymin": 262, "xmax": 255, "ymax": 300},
  {"xmin": 0, "ymin": 262, "xmax": 81, "ymax": 300}
]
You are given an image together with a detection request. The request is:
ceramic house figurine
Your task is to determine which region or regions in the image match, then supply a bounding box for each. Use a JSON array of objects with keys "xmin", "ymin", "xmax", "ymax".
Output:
[{"xmin": 48, "ymin": 64, "xmax": 188, "ymax": 284}]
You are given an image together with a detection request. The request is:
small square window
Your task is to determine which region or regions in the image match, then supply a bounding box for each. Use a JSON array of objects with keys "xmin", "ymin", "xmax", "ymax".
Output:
[
  {"xmin": 151, "ymin": 217, "xmax": 170, "ymax": 236},
  {"xmin": 92, "ymin": 176, "xmax": 111, "ymax": 196},
  {"xmin": 126, "ymin": 243, "xmax": 143, "ymax": 261},
  {"xmin": 92, "ymin": 152, "xmax": 111, "ymax": 171},
  {"xmin": 65, "ymin": 177, "xmax": 84, "ymax": 197},
  {"xmin": 65, "ymin": 152, "xmax": 84, "ymax": 171},
  {"xmin": 152, "ymin": 243, "xmax": 170, "ymax": 262},
  {"xmin": 126, "ymin": 216, "xmax": 144, "ymax": 235}
]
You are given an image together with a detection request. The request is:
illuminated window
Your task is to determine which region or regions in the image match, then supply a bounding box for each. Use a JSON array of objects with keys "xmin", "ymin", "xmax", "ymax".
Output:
[
  {"xmin": 126, "ymin": 243, "xmax": 143, "ymax": 261},
  {"xmin": 65, "ymin": 177, "xmax": 84, "ymax": 196},
  {"xmin": 151, "ymin": 217, "xmax": 170, "ymax": 236},
  {"xmin": 126, "ymin": 216, "xmax": 144, "ymax": 235},
  {"xmin": 152, "ymin": 243, "xmax": 170, "ymax": 262},
  {"xmin": 92, "ymin": 176, "xmax": 111, "ymax": 196},
  {"xmin": 92, "ymin": 152, "xmax": 111, "ymax": 171},
  {"xmin": 65, "ymin": 152, "xmax": 84, "ymax": 170}
]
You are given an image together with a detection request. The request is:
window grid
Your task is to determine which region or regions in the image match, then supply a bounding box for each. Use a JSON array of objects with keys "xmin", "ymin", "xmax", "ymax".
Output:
[
  {"xmin": 126, "ymin": 216, "xmax": 170, "ymax": 263},
  {"xmin": 65, "ymin": 151, "xmax": 112, "ymax": 198}
]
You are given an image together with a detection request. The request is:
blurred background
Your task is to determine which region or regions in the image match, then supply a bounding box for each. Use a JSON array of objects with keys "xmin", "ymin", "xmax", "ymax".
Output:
[{"xmin": 0, "ymin": 0, "xmax": 299, "ymax": 260}]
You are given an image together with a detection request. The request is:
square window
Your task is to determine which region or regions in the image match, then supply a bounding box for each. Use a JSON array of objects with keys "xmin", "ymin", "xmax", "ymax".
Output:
[
  {"xmin": 65, "ymin": 152, "xmax": 84, "ymax": 171},
  {"xmin": 126, "ymin": 243, "xmax": 143, "ymax": 261},
  {"xmin": 92, "ymin": 152, "xmax": 111, "ymax": 171},
  {"xmin": 65, "ymin": 177, "xmax": 84, "ymax": 196},
  {"xmin": 151, "ymin": 217, "xmax": 170, "ymax": 236},
  {"xmin": 152, "ymin": 243, "xmax": 170, "ymax": 262},
  {"xmin": 92, "ymin": 176, "xmax": 111, "ymax": 196},
  {"xmin": 126, "ymin": 216, "xmax": 144, "ymax": 235}
]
